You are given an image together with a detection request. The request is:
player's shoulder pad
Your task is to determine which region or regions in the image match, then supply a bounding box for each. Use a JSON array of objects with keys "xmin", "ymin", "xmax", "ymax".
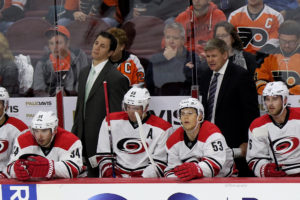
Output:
[
  {"xmin": 249, "ymin": 114, "xmax": 270, "ymax": 132},
  {"xmin": 54, "ymin": 127, "xmax": 80, "ymax": 150},
  {"xmin": 109, "ymin": 111, "xmax": 128, "ymax": 121},
  {"xmin": 198, "ymin": 121, "xmax": 222, "ymax": 142},
  {"xmin": 6, "ymin": 117, "xmax": 28, "ymax": 132},
  {"xmin": 146, "ymin": 114, "xmax": 172, "ymax": 131},
  {"xmin": 166, "ymin": 127, "xmax": 184, "ymax": 149},
  {"xmin": 289, "ymin": 107, "xmax": 300, "ymax": 120},
  {"xmin": 18, "ymin": 131, "xmax": 37, "ymax": 149}
]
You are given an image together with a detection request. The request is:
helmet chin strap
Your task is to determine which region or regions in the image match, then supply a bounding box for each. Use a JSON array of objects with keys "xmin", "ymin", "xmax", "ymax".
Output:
[{"xmin": 0, "ymin": 105, "xmax": 7, "ymax": 122}]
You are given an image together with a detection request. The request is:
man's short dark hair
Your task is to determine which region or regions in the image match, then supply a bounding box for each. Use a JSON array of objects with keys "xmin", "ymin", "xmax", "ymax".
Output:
[
  {"xmin": 278, "ymin": 20, "xmax": 300, "ymax": 38},
  {"xmin": 204, "ymin": 38, "xmax": 229, "ymax": 54},
  {"xmin": 94, "ymin": 31, "xmax": 118, "ymax": 51}
]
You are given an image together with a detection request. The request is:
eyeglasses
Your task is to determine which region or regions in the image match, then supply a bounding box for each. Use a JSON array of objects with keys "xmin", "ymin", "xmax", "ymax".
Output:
[
  {"xmin": 216, "ymin": 34, "xmax": 230, "ymax": 39},
  {"xmin": 279, "ymin": 38, "xmax": 299, "ymax": 46}
]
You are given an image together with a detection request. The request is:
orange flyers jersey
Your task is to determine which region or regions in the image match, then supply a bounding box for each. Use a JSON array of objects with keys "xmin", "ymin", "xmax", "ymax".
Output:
[
  {"xmin": 228, "ymin": 5, "xmax": 283, "ymax": 54},
  {"xmin": 255, "ymin": 48, "xmax": 300, "ymax": 95},
  {"xmin": 116, "ymin": 53, "xmax": 145, "ymax": 87}
]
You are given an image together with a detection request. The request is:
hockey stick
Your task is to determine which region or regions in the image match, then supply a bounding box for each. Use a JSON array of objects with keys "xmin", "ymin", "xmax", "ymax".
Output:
[
  {"xmin": 103, "ymin": 81, "xmax": 116, "ymax": 178},
  {"xmin": 134, "ymin": 112, "xmax": 162, "ymax": 177},
  {"xmin": 252, "ymin": 127, "xmax": 280, "ymax": 170}
]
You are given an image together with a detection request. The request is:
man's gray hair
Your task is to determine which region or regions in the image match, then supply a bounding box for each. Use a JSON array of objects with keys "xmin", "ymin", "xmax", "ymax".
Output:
[
  {"xmin": 164, "ymin": 22, "xmax": 185, "ymax": 39},
  {"xmin": 204, "ymin": 38, "xmax": 229, "ymax": 54}
]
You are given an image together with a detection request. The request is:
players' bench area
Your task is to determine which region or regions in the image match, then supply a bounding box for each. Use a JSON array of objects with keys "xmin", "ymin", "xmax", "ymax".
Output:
[{"xmin": 1, "ymin": 177, "xmax": 300, "ymax": 199}]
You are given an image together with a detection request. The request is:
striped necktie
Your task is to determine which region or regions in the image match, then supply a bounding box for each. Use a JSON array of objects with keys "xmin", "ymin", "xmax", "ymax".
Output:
[{"xmin": 207, "ymin": 73, "xmax": 220, "ymax": 122}]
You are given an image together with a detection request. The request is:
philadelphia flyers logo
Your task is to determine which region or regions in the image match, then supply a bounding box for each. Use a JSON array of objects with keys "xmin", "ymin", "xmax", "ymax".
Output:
[
  {"xmin": 0, "ymin": 140, "xmax": 9, "ymax": 153},
  {"xmin": 273, "ymin": 137, "xmax": 299, "ymax": 155},
  {"xmin": 237, "ymin": 27, "xmax": 269, "ymax": 48},
  {"xmin": 272, "ymin": 71, "xmax": 300, "ymax": 87},
  {"xmin": 117, "ymin": 138, "xmax": 148, "ymax": 154}
]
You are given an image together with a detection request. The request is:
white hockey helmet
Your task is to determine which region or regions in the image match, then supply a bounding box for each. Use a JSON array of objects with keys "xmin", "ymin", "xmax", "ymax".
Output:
[
  {"xmin": 123, "ymin": 87, "xmax": 150, "ymax": 111},
  {"xmin": 263, "ymin": 81, "xmax": 289, "ymax": 101},
  {"xmin": 178, "ymin": 98, "xmax": 204, "ymax": 118},
  {"xmin": 31, "ymin": 111, "xmax": 58, "ymax": 133},
  {"xmin": 0, "ymin": 87, "xmax": 9, "ymax": 109}
]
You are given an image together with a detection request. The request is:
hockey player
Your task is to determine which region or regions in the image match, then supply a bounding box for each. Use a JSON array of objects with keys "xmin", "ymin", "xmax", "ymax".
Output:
[
  {"xmin": 0, "ymin": 87, "xmax": 28, "ymax": 178},
  {"xmin": 94, "ymin": 87, "xmax": 173, "ymax": 178},
  {"xmin": 165, "ymin": 98, "xmax": 234, "ymax": 181},
  {"xmin": 107, "ymin": 27, "xmax": 145, "ymax": 87},
  {"xmin": 247, "ymin": 81, "xmax": 300, "ymax": 177},
  {"xmin": 7, "ymin": 111, "xmax": 84, "ymax": 180}
]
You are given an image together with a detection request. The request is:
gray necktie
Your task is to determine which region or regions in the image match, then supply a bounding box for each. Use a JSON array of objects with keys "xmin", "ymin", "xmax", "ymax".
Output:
[{"xmin": 207, "ymin": 73, "xmax": 220, "ymax": 122}]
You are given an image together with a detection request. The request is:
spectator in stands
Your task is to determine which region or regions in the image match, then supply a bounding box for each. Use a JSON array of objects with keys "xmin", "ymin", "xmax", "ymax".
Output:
[
  {"xmin": 107, "ymin": 27, "xmax": 145, "ymax": 87},
  {"xmin": 32, "ymin": 25, "xmax": 88, "ymax": 97},
  {"xmin": 255, "ymin": 20, "xmax": 300, "ymax": 95},
  {"xmin": 0, "ymin": 0, "xmax": 26, "ymax": 33},
  {"xmin": 228, "ymin": 0, "xmax": 284, "ymax": 54},
  {"xmin": 198, "ymin": 38, "xmax": 259, "ymax": 176},
  {"xmin": 146, "ymin": 22, "xmax": 203, "ymax": 96},
  {"xmin": 0, "ymin": 32, "xmax": 19, "ymax": 96},
  {"xmin": 213, "ymin": 21, "xmax": 257, "ymax": 77},
  {"xmin": 0, "ymin": 87, "xmax": 28, "ymax": 178},
  {"xmin": 7, "ymin": 111, "xmax": 84, "ymax": 180},
  {"xmin": 175, "ymin": 0, "xmax": 226, "ymax": 57}
]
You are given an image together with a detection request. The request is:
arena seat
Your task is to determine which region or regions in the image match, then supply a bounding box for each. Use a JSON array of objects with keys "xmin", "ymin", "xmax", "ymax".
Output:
[
  {"xmin": 122, "ymin": 16, "xmax": 165, "ymax": 59},
  {"xmin": 66, "ymin": 17, "xmax": 111, "ymax": 54},
  {"xmin": 6, "ymin": 17, "xmax": 52, "ymax": 66}
]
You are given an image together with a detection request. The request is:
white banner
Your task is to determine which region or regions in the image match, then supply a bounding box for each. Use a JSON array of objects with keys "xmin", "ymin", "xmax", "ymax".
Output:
[{"xmin": 6, "ymin": 96, "xmax": 300, "ymax": 131}]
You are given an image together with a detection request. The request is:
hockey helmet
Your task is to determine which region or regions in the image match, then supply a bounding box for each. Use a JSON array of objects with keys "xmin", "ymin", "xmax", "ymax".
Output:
[
  {"xmin": 263, "ymin": 81, "xmax": 289, "ymax": 101},
  {"xmin": 178, "ymin": 98, "xmax": 204, "ymax": 117},
  {"xmin": 31, "ymin": 111, "xmax": 58, "ymax": 133},
  {"xmin": 0, "ymin": 87, "xmax": 9, "ymax": 109},
  {"xmin": 123, "ymin": 87, "xmax": 150, "ymax": 111}
]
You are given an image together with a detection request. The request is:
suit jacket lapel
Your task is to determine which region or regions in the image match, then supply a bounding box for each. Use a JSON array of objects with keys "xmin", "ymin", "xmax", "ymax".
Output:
[
  {"xmin": 216, "ymin": 62, "xmax": 232, "ymax": 109},
  {"xmin": 87, "ymin": 61, "xmax": 113, "ymax": 101}
]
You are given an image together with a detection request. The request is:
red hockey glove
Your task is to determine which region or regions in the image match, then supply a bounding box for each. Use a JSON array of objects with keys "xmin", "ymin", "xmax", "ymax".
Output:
[
  {"xmin": 174, "ymin": 162, "xmax": 203, "ymax": 181},
  {"xmin": 14, "ymin": 159, "xmax": 30, "ymax": 181},
  {"xmin": 26, "ymin": 156, "xmax": 55, "ymax": 179},
  {"xmin": 260, "ymin": 163, "xmax": 286, "ymax": 177}
]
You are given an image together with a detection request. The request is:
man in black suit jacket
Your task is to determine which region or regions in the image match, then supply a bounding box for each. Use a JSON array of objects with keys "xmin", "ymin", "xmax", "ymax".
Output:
[
  {"xmin": 199, "ymin": 38, "xmax": 259, "ymax": 177},
  {"xmin": 72, "ymin": 32, "xmax": 129, "ymax": 177}
]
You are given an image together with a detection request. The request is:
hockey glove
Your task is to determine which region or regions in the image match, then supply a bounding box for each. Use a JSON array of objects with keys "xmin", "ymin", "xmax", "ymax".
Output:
[
  {"xmin": 26, "ymin": 155, "xmax": 55, "ymax": 179},
  {"xmin": 174, "ymin": 162, "xmax": 203, "ymax": 181},
  {"xmin": 260, "ymin": 163, "xmax": 286, "ymax": 177},
  {"xmin": 14, "ymin": 159, "xmax": 30, "ymax": 181}
]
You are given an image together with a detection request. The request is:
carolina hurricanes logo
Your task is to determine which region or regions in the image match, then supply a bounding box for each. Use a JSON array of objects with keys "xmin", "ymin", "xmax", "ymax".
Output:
[
  {"xmin": 117, "ymin": 138, "xmax": 148, "ymax": 154},
  {"xmin": 273, "ymin": 137, "xmax": 299, "ymax": 155},
  {"xmin": 0, "ymin": 140, "xmax": 9, "ymax": 153}
]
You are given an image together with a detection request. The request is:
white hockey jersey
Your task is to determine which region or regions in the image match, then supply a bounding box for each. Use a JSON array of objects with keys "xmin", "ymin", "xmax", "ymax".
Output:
[
  {"xmin": 0, "ymin": 115, "xmax": 28, "ymax": 177},
  {"xmin": 165, "ymin": 121, "xmax": 234, "ymax": 178},
  {"xmin": 7, "ymin": 127, "xmax": 84, "ymax": 179},
  {"xmin": 247, "ymin": 107, "xmax": 300, "ymax": 177},
  {"xmin": 94, "ymin": 111, "xmax": 173, "ymax": 177}
]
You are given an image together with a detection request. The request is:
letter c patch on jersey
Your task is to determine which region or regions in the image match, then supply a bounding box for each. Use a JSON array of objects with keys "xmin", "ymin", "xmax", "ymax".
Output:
[
  {"xmin": 273, "ymin": 137, "xmax": 299, "ymax": 155},
  {"xmin": 117, "ymin": 138, "xmax": 147, "ymax": 154},
  {"xmin": 237, "ymin": 27, "xmax": 269, "ymax": 48},
  {"xmin": 0, "ymin": 140, "xmax": 9, "ymax": 153}
]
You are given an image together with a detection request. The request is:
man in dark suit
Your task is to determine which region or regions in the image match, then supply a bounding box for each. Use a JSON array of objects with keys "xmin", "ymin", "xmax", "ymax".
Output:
[
  {"xmin": 199, "ymin": 38, "xmax": 259, "ymax": 176},
  {"xmin": 72, "ymin": 32, "xmax": 129, "ymax": 177}
]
